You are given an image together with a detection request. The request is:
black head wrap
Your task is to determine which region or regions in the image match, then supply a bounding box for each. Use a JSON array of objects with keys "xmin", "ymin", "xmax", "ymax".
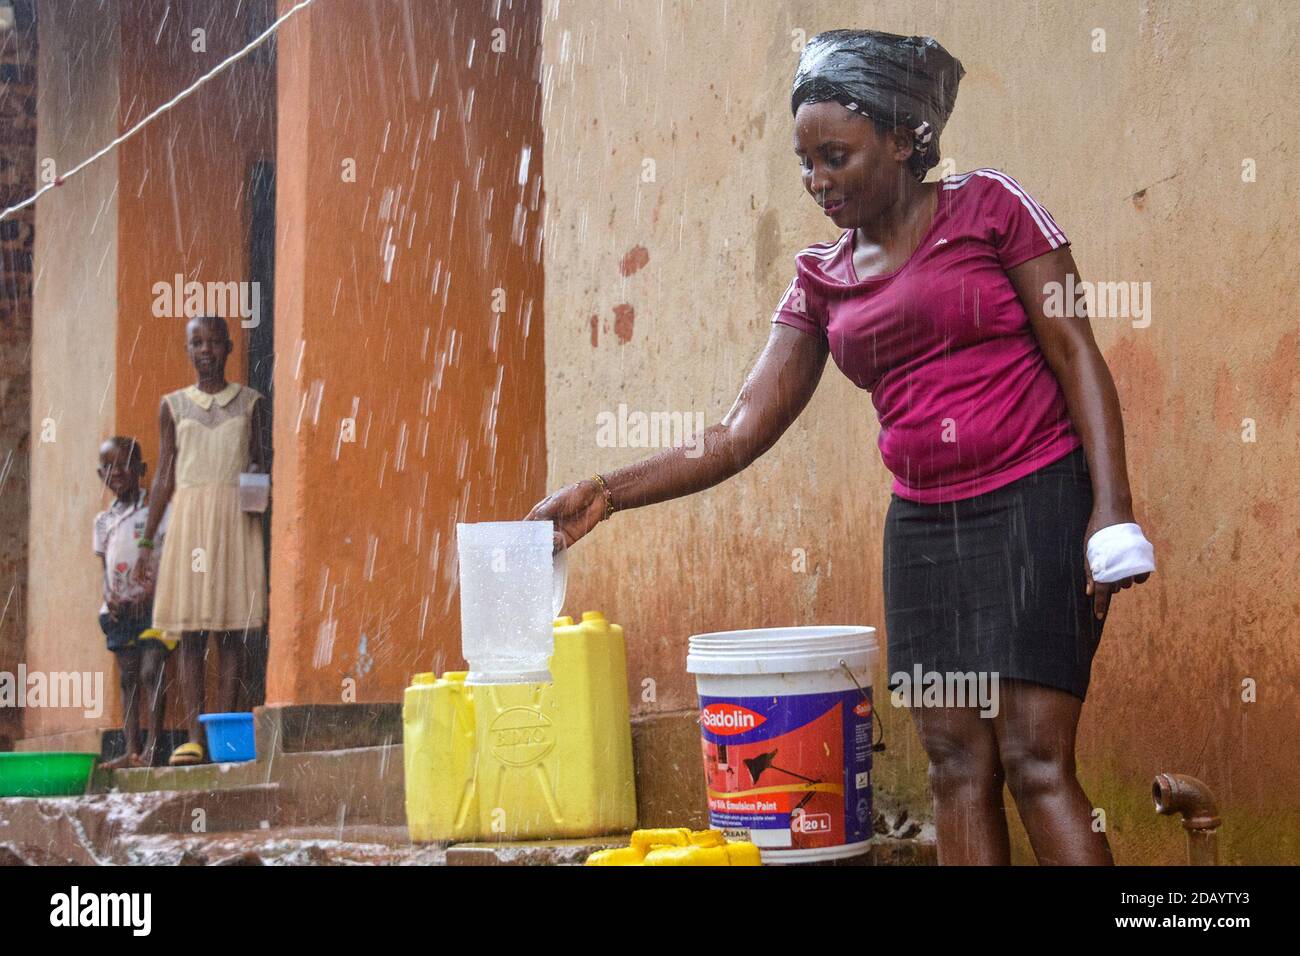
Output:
[{"xmin": 791, "ymin": 29, "xmax": 965, "ymax": 182}]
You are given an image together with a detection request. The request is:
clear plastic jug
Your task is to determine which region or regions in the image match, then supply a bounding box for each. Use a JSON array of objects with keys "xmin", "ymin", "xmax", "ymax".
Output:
[{"xmin": 456, "ymin": 521, "xmax": 566, "ymax": 684}]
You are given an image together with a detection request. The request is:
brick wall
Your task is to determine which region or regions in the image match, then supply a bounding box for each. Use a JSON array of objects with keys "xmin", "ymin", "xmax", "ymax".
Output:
[{"xmin": 0, "ymin": 0, "xmax": 35, "ymax": 748}]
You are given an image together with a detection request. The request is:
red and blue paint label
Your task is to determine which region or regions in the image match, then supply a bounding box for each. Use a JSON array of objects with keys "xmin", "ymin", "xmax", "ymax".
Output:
[{"xmin": 698, "ymin": 688, "xmax": 873, "ymax": 850}]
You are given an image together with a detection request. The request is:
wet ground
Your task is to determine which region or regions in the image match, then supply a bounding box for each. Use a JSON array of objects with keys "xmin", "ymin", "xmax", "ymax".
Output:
[
  {"xmin": 0, "ymin": 791, "xmax": 444, "ymax": 866},
  {"xmin": 0, "ymin": 788, "xmax": 934, "ymax": 865},
  {"xmin": 117, "ymin": 826, "xmax": 449, "ymax": 866}
]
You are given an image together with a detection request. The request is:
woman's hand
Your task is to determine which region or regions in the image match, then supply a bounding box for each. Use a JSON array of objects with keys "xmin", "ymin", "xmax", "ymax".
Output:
[
  {"xmin": 526, "ymin": 479, "xmax": 607, "ymax": 551},
  {"xmin": 1083, "ymin": 507, "xmax": 1151, "ymax": 620}
]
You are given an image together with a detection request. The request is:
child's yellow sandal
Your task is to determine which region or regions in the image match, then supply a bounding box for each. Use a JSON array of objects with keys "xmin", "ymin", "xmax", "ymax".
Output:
[
  {"xmin": 139, "ymin": 628, "xmax": 179, "ymax": 652},
  {"xmin": 167, "ymin": 742, "xmax": 206, "ymax": 766}
]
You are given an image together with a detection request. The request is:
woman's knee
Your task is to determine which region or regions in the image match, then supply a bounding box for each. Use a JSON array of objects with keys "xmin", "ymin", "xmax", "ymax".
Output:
[
  {"xmin": 914, "ymin": 716, "xmax": 1002, "ymax": 795},
  {"xmin": 1001, "ymin": 743, "xmax": 1075, "ymax": 801},
  {"xmin": 926, "ymin": 752, "xmax": 1004, "ymax": 798},
  {"xmin": 995, "ymin": 680, "xmax": 1082, "ymax": 801}
]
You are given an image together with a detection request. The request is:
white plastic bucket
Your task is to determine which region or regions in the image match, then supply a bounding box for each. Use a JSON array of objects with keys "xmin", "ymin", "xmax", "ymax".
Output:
[{"xmin": 687, "ymin": 626, "xmax": 879, "ymax": 864}]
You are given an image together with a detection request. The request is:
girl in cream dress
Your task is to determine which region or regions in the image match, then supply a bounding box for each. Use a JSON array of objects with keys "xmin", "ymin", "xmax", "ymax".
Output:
[{"xmin": 136, "ymin": 316, "xmax": 269, "ymax": 765}]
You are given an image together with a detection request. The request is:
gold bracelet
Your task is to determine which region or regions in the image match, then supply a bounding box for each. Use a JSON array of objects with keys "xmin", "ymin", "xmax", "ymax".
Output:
[{"xmin": 590, "ymin": 474, "xmax": 615, "ymax": 520}]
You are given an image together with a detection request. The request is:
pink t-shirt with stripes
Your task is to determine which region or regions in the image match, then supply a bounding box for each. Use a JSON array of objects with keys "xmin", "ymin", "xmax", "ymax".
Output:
[{"xmin": 773, "ymin": 168, "xmax": 1082, "ymax": 504}]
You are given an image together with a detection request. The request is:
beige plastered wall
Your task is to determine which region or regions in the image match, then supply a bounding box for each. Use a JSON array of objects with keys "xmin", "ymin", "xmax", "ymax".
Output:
[
  {"xmin": 541, "ymin": 0, "xmax": 1299, "ymax": 863},
  {"xmin": 25, "ymin": 0, "xmax": 121, "ymax": 746}
]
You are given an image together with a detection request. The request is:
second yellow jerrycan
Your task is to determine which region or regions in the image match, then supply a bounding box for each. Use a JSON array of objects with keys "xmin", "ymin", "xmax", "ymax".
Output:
[{"xmin": 403, "ymin": 610, "xmax": 637, "ymax": 843}]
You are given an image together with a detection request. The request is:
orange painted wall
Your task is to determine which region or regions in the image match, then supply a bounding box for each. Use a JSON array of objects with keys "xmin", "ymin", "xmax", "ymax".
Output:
[
  {"xmin": 115, "ymin": 1, "xmax": 274, "ymax": 484},
  {"xmin": 267, "ymin": 0, "xmax": 547, "ymax": 705},
  {"xmin": 111, "ymin": 2, "xmax": 275, "ymax": 724}
]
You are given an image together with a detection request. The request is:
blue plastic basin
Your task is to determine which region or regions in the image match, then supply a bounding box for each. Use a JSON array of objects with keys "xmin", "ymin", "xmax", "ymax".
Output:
[{"xmin": 199, "ymin": 712, "xmax": 257, "ymax": 763}]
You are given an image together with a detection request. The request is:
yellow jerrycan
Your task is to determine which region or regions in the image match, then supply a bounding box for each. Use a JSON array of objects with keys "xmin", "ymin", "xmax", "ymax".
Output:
[
  {"xmin": 402, "ymin": 671, "xmax": 478, "ymax": 842},
  {"xmin": 403, "ymin": 611, "xmax": 637, "ymax": 842}
]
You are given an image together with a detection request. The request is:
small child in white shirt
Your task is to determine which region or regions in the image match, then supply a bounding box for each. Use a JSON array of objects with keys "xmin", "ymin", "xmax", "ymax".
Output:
[{"xmin": 94, "ymin": 437, "xmax": 170, "ymax": 769}]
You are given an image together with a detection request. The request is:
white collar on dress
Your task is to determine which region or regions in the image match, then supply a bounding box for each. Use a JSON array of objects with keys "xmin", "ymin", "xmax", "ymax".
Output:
[{"xmin": 185, "ymin": 382, "xmax": 241, "ymax": 410}]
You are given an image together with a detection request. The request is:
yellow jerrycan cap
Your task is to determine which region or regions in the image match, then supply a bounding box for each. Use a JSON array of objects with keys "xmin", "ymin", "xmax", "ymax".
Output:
[{"xmin": 586, "ymin": 828, "xmax": 761, "ymax": 866}]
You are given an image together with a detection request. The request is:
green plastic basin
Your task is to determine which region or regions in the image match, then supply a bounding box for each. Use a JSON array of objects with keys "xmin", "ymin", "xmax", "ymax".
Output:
[{"xmin": 0, "ymin": 752, "xmax": 98, "ymax": 797}]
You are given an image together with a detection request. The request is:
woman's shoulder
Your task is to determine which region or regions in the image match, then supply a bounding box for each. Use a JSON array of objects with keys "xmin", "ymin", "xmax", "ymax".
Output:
[
  {"xmin": 941, "ymin": 167, "xmax": 1045, "ymax": 205},
  {"xmin": 790, "ymin": 230, "xmax": 854, "ymax": 284},
  {"xmin": 942, "ymin": 168, "xmax": 1066, "ymax": 256}
]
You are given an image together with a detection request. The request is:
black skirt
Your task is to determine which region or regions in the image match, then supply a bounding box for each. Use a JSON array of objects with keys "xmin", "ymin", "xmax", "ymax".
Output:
[{"xmin": 883, "ymin": 445, "xmax": 1103, "ymax": 701}]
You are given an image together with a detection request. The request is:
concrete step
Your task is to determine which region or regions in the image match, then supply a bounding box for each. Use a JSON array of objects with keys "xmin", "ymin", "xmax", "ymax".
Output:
[
  {"xmin": 255, "ymin": 703, "xmax": 402, "ymax": 755},
  {"xmin": 94, "ymin": 743, "xmax": 406, "ymax": 828},
  {"xmin": 0, "ymin": 813, "xmax": 447, "ymax": 866},
  {"xmin": 112, "ymin": 825, "xmax": 448, "ymax": 866},
  {"xmin": 0, "ymin": 784, "xmax": 284, "ymax": 864}
]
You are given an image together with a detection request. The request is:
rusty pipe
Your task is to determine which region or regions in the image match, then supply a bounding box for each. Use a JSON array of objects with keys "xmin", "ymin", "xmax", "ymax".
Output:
[{"xmin": 1152, "ymin": 772, "xmax": 1221, "ymax": 866}]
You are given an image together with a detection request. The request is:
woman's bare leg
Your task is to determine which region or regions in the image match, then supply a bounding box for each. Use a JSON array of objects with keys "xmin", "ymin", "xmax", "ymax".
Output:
[
  {"xmin": 909, "ymin": 703, "xmax": 1010, "ymax": 865},
  {"xmin": 992, "ymin": 678, "xmax": 1113, "ymax": 865}
]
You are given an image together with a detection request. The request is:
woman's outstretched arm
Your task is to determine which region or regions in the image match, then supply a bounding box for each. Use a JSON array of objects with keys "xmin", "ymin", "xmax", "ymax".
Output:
[{"xmin": 526, "ymin": 324, "xmax": 829, "ymax": 548}]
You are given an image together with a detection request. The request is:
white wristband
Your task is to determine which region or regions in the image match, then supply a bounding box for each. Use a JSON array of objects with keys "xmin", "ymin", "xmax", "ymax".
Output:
[{"xmin": 1087, "ymin": 522, "xmax": 1156, "ymax": 584}]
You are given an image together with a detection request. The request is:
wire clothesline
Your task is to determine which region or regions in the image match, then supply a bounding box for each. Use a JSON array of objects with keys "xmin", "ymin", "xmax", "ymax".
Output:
[{"xmin": 0, "ymin": 0, "xmax": 320, "ymax": 222}]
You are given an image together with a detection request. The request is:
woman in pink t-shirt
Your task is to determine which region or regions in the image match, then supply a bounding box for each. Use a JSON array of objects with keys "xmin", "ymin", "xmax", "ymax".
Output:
[{"xmin": 529, "ymin": 30, "xmax": 1154, "ymax": 865}]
